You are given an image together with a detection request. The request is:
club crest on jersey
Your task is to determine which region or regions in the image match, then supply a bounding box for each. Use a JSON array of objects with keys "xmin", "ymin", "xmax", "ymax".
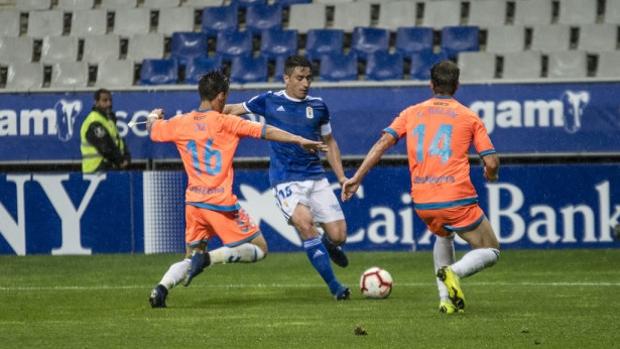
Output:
[{"xmin": 306, "ymin": 106, "xmax": 314, "ymax": 119}]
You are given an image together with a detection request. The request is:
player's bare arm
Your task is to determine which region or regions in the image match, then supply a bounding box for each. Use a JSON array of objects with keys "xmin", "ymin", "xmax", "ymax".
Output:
[
  {"xmin": 322, "ymin": 133, "xmax": 347, "ymax": 185},
  {"xmin": 341, "ymin": 133, "xmax": 397, "ymax": 201},
  {"xmin": 264, "ymin": 125, "xmax": 328, "ymax": 153},
  {"xmin": 223, "ymin": 103, "xmax": 247, "ymax": 115},
  {"xmin": 482, "ymin": 153, "xmax": 500, "ymax": 182}
]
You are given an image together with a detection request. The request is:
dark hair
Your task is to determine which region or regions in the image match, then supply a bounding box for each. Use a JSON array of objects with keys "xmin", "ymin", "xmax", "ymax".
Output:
[
  {"xmin": 198, "ymin": 69, "xmax": 230, "ymax": 101},
  {"xmin": 94, "ymin": 88, "xmax": 111, "ymax": 101},
  {"xmin": 430, "ymin": 60, "xmax": 460, "ymax": 95},
  {"xmin": 284, "ymin": 55, "xmax": 312, "ymax": 76}
]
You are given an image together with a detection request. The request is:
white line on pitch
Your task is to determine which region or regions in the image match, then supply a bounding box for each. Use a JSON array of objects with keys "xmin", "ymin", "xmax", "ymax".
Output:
[{"xmin": 0, "ymin": 281, "xmax": 619, "ymax": 291}]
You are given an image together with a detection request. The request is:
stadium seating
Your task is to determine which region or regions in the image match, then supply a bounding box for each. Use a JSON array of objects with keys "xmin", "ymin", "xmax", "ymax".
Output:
[
  {"xmin": 16, "ymin": 0, "xmax": 51, "ymax": 11},
  {"xmin": 597, "ymin": 51, "xmax": 620, "ymax": 78},
  {"xmin": 97, "ymin": 59, "xmax": 135, "ymax": 88},
  {"xmin": 71, "ymin": 10, "xmax": 108, "ymax": 36},
  {"xmin": 365, "ymin": 51, "xmax": 403, "ymax": 81},
  {"xmin": 547, "ymin": 51, "xmax": 587, "ymax": 78},
  {"xmin": 51, "ymin": 62, "xmax": 89, "ymax": 88},
  {"xmin": 260, "ymin": 29, "xmax": 298, "ymax": 59},
  {"xmin": 457, "ymin": 52, "xmax": 496, "ymax": 81},
  {"xmin": 485, "ymin": 26, "xmax": 525, "ymax": 53},
  {"xmin": 422, "ymin": 0, "xmax": 461, "ymax": 29},
  {"xmin": 82, "ymin": 35, "xmax": 121, "ymax": 64},
  {"xmin": 274, "ymin": 55, "xmax": 286, "ymax": 79},
  {"xmin": 501, "ymin": 51, "xmax": 542, "ymax": 79},
  {"xmin": 100, "ymin": 0, "xmax": 137, "ymax": 9},
  {"xmin": 558, "ymin": 0, "xmax": 597, "ymax": 25},
  {"xmin": 513, "ymin": 0, "xmax": 552, "ymax": 25},
  {"xmin": 468, "ymin": 0, "xmax": 507, "ymax": 27},
  {"xmin": 201, "ymin": 5, "xmax": 238, "ymax": 37},
  {"xmin": 246, "ymin": 4, "xmax": 283, "ymax": 34},
  {"xmin": 288, "ymin": 4, "xmax": 326, "ymax": 32},
  {"xmin": 604, "ymin": 0, "xmax": 620, "ymax": 24},
  {"xmin": 377, "ymin": 1, "xmax": 417, "ymax": 31},
  {"xmin": 274, "ymin": 0, "xmax": 311, "ymax": 7},
  {"xmin": 530, "ymin": 25, "xmax": 571, "ymax": 52},
  {"xmin": 185, "ymin": 56, "xmax": 223, "ymax": 84},
  {"xmin": 231, "ymin": 0, "xmax": 266, "ymax": 8},
  {"xmin": 182, "ymin": 0, "xmax": 223, "ymax": 8},
  {"xmin": 230, "ymin": 56, "xmax": 268, "ymax": 83},
  {"xmin": 441, "ymin": 26, "xmax": 480, "ymax": 60},
  {"xmin": 410, "ymin": 50, "xmax": 446, "ymax": 80},
  {"xmin": 127, "ymin": 33, "xmax": 165, "ymax": 62},
  {"xmin": 140, "ymin": 58, "xmax": 178, "ymax": 85},
  {"xmin": 113, "ymin": 9, "xmax": 151, "ymax": 36},
  {"xmin": 215, "ymin": 31, "xmax": 253, "ymax": 59},
  {"xmin": 0, "ymin": 37, "xmax": 33, "ymax": 65},
  {"xmin": 395, "ymin": 27, "xmax": 434, "ymax": 56},
  {"xmin": 40, "ymin": 36, "xmax": 79, "ymax": 64},
  {"xmin": 0, "ymin": 10, "xmax": 20, "ymax": 37},
  {"xmin": 319, "ymin": 52, "xmax": 357, "ymax": 81},
  {"xmin": 142, "ymin": 0, "xmax": 181, "ymax": 8},
  {"xmin": 351, "ymin": 27, "xmax": 389, "ymax": 60},
  {"xmin": 57, "ymin": 0, "xmax": 94, "ymax": 10},
  {"xmin": 578, "ymin": 24, "xmax": 618, "ymax": 52},
  {"xmin": 170, "ymin": 32, "xmax": 209, "ymax": 66},
  {"xmin": 332, "ymin": 2, "xmax": 371, "ymax": 31},
  {"xmin": 27, "ymin": 10, "xmax": 64, "ymax": 38},
  {"xmin": 305, "ymin": 29, "xmax": 344, "ymax": 60},
  {"xmin": 158, "ymin": 7, "xmax": 195, "ymax": 35},
  {"xmin": 6, "ymin": 62, "xmax": 43, "ymax": 90}
]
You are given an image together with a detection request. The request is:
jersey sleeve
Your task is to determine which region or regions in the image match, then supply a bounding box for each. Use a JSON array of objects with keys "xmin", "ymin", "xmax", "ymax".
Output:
[
  {"xmin": 243, "ymin": 92, "xmax": 269, "ymax": 116},
  {"xmin": 472, "ymin": 116, "xmax": 496, "ymax": 156},
  {"xmin": 222, "ymin": 114, "xmax": 265, "ymax": 139},
  {"xmin": 383, "ymin": 110, "xmax": 408, "ymax": 140},
  {"xmin": 150, "ymin": 115, "xmax": 183, "ymax": 142}
]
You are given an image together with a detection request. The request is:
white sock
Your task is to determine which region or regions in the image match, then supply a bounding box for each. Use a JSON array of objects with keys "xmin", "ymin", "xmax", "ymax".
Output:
[
  {"xmin": 433, "ymin": 235, "xmax": 455, "ymax": 301},
  {"xmin": 159, "ymin": 258, "xmax": 190, "ymax": 290},
  {"xmin": 451, "ymin": 248, "xmax": 500, "ymax": 278},
  {"xmin": 209, "ymin": 243, "xmax": 265, "ymax": 264}
]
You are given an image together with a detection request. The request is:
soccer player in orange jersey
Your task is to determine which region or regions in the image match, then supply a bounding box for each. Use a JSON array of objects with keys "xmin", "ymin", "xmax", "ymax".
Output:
[
  {"xmin": 148, "ymin": 70, "xmax": 327, "ymax": 308},
  {"xmin": 342, "ymin": 61, "xmax": 500, "ymax": 314}
]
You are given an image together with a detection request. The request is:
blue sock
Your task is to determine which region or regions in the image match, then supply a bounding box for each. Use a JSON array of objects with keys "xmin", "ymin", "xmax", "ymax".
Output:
[{"xmin": 303, "ymin": 237, "xmax": 341, "ymax": 295}]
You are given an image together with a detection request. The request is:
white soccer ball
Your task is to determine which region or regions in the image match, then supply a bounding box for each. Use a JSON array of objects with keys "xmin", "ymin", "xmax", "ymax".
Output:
[{"xmin": 359, "ymin": 267, "xmax": 393, "ymax": 299}]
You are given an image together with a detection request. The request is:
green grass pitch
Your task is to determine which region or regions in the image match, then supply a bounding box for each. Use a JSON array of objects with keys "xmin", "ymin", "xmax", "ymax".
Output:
[{"xmin": 1, "ymin": 249, "xmax": 619, "ymax": 348}]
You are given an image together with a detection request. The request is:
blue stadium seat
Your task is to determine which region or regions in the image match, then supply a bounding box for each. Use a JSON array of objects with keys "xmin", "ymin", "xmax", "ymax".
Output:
[
  {"xmin": 230, "ymin": 56, "xmax": 268, "ymax": 83},
  {"xmin": 396, "ymin": 27, "xmax": 434, "ymax": 56},
  {"xmin": 410, "ymin": 51, "xmax": 446, "ymax": 80},
  {"xmin": 185, "ymin": 55, "xmax": 223, "ymax": 84},
  {"xmin": 274, "ymin": 55, "xmax": 286, "ymax": 79},
  {"xmin": 351, "ymin": 27, "xmax": 390, "ymax": 60},
  {"xmin": 305, "ymin": 29, "xmax": 344, "ymax": 61},
  {"xmin": 319, "ymin": 52, "xmax": 357, "ymax": 81},
  {"xmin": 260, "ymin": 29, "xmax": 297, "ymax": 59},
  {"xmin": 231, "ymin": 0, "xmax": 265, "ymax": 8},
  {"xmin": 366, "ymin": 51, "xmax": 403, "ymax": 81},
  {"xmin": 216, "ymin": 31, "xmax": 253, "ymax": 59},
  {"xmin": 246, "ymin": 4, "xmax": 282, "ymax": 34},
  {"xmin": 440, "ymin": 26, "xmax": 480, "ymax": 60},
  {"xmin": 274, "ymin": 0, "xmax": 310, "ymax": 7},
  {"xmin": 201, "ymin": 5, "xmax": 238, "ymax": 37},
  {"xmin": 140, "ymin": 59, "xmax": 178, "ymax": 85},
  {"xmin": 170, "ymin": 32, "xmax": 208, "ymax": 66}
]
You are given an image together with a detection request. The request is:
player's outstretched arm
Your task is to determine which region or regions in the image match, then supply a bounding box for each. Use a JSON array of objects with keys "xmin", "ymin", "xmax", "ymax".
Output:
[
  {"xmin": 341, "ymin": 133, "xmax": 396, "ymax": 201},
  {"xmin": 482, "ymin": 153, "xmax": 500, "ymax": 182},
  {"xmin": 322, "ymin": 133, "xmax": 347, "ymax": 185},
  {"xmin": 263, "ymin": 125, "xmax": 328, "ymax": 153},
  {"xmin": 223, "ymin": 103, "xmax": 247, "ymax": 115}
]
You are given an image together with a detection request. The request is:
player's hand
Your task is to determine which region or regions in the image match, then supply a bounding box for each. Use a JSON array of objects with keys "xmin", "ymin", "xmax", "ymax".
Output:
[
  {"xmin": 341, "ymin": 177, "xmax": 361, "ymax": 202},
  {"xmin": 483, "ymin": 167, "xmax": 498, "ymax": 182},
  {"xmin": 298, "ymin": 137, "xmax": 328, "ymax": 153}
]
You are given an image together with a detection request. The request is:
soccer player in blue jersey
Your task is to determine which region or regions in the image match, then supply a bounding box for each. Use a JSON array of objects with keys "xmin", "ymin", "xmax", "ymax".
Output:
[{"xmin": 224, "ymin": 55, "xmax": 350, "ymax": 300}]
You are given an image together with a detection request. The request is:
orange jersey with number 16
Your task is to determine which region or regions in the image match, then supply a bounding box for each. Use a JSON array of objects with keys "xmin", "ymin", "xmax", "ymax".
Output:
[
  {"xmin": 384, "ymin": 96, "xmax": 495, "ymax": 208},
  {"xmin": 150, "ymin": 110, "xmax": 265, "ymax": 210}
]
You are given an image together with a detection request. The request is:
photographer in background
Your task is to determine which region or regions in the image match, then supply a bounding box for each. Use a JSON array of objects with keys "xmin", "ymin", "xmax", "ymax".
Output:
[{"xmin": 80, "ymin": 88, "xmax": 130, "ymax": 173}]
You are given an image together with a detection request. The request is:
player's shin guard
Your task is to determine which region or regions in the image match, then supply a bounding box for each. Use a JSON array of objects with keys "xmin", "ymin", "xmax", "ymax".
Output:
[
  {"xmin": 159, "ymin": 259, "xmax": 191, "ymax": 290},
  {"xmin": 433, "ymin": 235, "xmax": 456, "ymax": 302},
  {"xmin": 209, "ymin": 244, "xmax": 266, "ymax": 264},
  {"xmin": 451, "ymin": 248, "xmax": 500, "ymax": 278},
  {"xmin": 303, "ymin": 237, "xmax": 343, "ymax": 297}
]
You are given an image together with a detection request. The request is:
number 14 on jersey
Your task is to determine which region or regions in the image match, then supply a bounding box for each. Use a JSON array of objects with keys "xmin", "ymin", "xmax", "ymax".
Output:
[{"xmin": 412, "ymin": 124, "xmax": 453, "ymax": 163}]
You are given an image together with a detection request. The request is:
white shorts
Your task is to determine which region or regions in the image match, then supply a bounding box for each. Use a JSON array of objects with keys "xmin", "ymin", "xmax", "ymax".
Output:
[{"xmin": 273, "ymin": 178, "xmax": 345, "ymax": 224}]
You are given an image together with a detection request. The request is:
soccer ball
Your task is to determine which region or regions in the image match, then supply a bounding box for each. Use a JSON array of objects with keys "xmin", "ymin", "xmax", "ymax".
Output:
[{"xmin": 359, "ymin": 267, "xmax": 393, "ymax": 299}]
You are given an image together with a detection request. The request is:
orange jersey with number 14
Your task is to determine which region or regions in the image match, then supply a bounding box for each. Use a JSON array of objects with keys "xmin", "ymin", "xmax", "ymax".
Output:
[
  {"xmin": 150, "ymin": 110, "xmax": 265, "ymax": 210},
  {"xmin": 384, "ymin": 96, "xmax": 495, "ymax": 208}
]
